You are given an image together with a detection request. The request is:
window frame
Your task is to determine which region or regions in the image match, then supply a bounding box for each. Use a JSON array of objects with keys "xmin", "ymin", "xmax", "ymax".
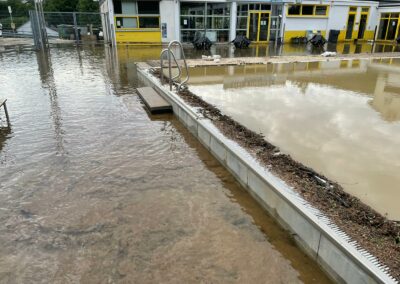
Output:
[
  {"xmin": 286, "ymin": 4, "xmax": 329, "ymax": 17},
  {"xmin": 114, "ymin": 14, "xmax": 160, "ymax": 30}
]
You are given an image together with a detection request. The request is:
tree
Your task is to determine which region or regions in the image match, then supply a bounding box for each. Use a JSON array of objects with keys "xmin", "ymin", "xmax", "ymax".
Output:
[
  {"xmin": 77, "ymin": 0, "xmax": 99, "ymax": 13},
  {"xmin": 43, "ymin": 0, "xmax": 79, "ymax": 12},
  {"xmin": 42, "ymin": 0, "xmax": 99, "ymax": 12}
]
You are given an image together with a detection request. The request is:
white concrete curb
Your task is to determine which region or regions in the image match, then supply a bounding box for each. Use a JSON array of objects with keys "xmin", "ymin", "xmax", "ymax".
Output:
[{"xmin": 138, "ymin": 68, "xmax": 397, "ymax": 284}]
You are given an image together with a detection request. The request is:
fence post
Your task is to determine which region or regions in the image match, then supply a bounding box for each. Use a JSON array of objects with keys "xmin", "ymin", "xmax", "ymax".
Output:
[{"xmin": 73, "ymin": 12, "xmax": 79, "ymax": 44}]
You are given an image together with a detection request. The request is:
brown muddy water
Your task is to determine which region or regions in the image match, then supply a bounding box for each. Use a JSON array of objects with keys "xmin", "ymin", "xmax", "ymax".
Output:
[
  {"xmin": 0, "ymin": 47, "xmax": 332, "ymax": 282},
  {"xmin": 188, "ymin": 58, "xmax": 400, "ymax": 221}
]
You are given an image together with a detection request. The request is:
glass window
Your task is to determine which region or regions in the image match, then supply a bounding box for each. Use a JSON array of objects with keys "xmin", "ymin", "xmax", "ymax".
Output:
[
  {"xmin": 180, "ymin": 16, "xmax": 205, "ymax": 29},
  {"xmin": 137, "ymin": 1, "xmax": 159, "ymax": 14},
  {"xmin": 181, "ymin": 2, "xmax": 230, "ymax": 43},
  {"xmin": 206, "ymin": 17, "xmax": 230, "ymax": 30},
  {"xmin": 207, "ymin": 3, "xmax": 230, "ymax": 16},
  {"xmin": 391, "ymin": 13, "xmax": 399, "ymax": 18},
  {"xmin": 180, "ymin": 3, "xmax": 205, "ymax": 15},
  {"xmin": 121, "ymin": 0, "xmax": 137, "ymax": 14},
  {"xmin": 288, "ymin": 5, "xmax": 301, "ymax": 15},
  {"xmin": 302, "ymin": 5, "xmax": 314, "ymax": 15},
  {"xmin": 381, "ymin": 13, "xmax": 390, "ymax": 18},
  {"xmin": 116, "ymin": 17, "xmax": 138, "ymax": 28},
  {"xmin": 249, "ymin": 4, "xmax": 260, "ymax": 11},
  {"xmin": 181, "ymin": 30, "xmax": 197, "ymax": 42},
  {"xmin": 139, "ymin": 16, "xmax": 159, "ymax": 28},
  {"xmin": 237, "ymin": 17, "xmax": 247, "ymax": 30},
  {"xmin": 260, "ymin": 4, "xmax": 271, "ymax": 11},
  {"xmin": 315, "ymin": 6, "xmax": 327, "ymax": 16},
  {"xmin": 361, "ymin": 7, "xmax": 369, "ymax": 13},
  {"xmin": 237, "ymin": 4, "xmax": 248, "ymax": 16},
  {"xmin": 216, "ymin": 30, "xmax": 229, "ymax": 42},
  {"xmin": 113, "ymin": 0, "xmax": 122, "ymax": 14},
  {"xmin": 350, "ymin": 7, "xmax": 357, "ymax": 12},
  {"xmin": 378, "ymin": 19, "xmax": 389, "ymax": 39}
]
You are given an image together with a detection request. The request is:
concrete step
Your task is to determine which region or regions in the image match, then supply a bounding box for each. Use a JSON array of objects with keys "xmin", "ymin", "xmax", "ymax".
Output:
[{"xmin": 137, "ymin": 87, "xmax": 172, "ymax": 114}]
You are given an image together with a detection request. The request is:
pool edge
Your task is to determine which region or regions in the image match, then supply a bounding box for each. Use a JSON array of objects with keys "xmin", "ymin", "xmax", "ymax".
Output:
[{"xmin": 137, "ymin": 67, "xmax": 397, "ymax": 284}]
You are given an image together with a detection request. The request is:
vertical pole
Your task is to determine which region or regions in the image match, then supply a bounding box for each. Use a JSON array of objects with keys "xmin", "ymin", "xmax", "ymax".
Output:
[
  {"xmin": 35, "ymin": 2, "xmax": 44, "ymax": 50},
  {"xmin": 168, "ymin": 49, "xmax": 172, "ymax": 91},
  {"xmin": 38, "ymin": 0, "xmax": 48, "ymax": 48},
  {"xmin": 372, "ymin": 25, "xmax": 377, "ymax": 54},
  {"xmin": 73, "ymin": 12, "xmax": 79, "ymax": 44},
  {"xmin": 3, "ymin": 101, "xmax": 10, "ymax": 127}
]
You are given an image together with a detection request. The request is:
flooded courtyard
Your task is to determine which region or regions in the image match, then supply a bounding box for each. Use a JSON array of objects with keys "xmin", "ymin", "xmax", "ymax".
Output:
[
  {"xmin": 0, "ymin": 47, "xmax": 332, "ymax": 282},
  {"xmin": 188, "ymin": 58, "xmax": 400, "ymax": 221}
]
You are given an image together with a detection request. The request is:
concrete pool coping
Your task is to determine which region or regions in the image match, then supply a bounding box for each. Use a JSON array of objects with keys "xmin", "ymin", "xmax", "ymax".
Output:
[
  {"xmin": 137, "ymin": 66, "xmax": 398, "ymax": 284},
  {"xmin": 144, "ymin": 51, "xmax": 400, "ymax": 68}
]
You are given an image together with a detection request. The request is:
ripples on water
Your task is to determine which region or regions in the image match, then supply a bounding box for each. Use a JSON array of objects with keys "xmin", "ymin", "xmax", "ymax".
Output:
[{"xmin": 0, "ymin": 47, "xmax": 332, "ymax": 283}]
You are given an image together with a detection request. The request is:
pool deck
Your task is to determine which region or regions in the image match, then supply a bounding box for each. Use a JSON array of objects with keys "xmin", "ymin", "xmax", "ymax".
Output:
[
  {"xmin": 136, "ymin": 55, "xmax": 399, "ymax": 283},
  {"xmin": 145, "ymin": 51, "xmax": 400, "ymax": 68}
]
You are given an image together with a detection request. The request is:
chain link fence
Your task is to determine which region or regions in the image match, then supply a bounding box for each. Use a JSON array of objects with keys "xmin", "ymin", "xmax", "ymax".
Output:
[{"xmin": 1, "ymin": 10, "xmax": 108, "ymax": 44}]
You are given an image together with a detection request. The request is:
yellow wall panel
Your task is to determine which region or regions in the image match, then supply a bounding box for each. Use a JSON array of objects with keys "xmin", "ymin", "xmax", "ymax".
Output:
[
  {"xmin": 116, "ymin": 31, "xmax": 161, "ymax": 44},
  {"xmin": 283, "ymin": 30, "xmax": 326, "ymax": 43},
  {"xmin": 362, "ymin": 30, "xmax": 375, "ymax": 40},
  {"xmin": 337, "ymin": 30, "xmax": 347, "ymax": 41}
]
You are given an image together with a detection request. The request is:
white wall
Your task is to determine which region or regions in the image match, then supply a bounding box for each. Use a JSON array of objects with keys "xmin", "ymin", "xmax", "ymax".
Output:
[
  {"xmin": 285, "ymin": 18, "xmax": 328, "ymax": 32},
  {"xmin": 100, "ymin": 0, "xmax": 116, "ymax": 44},
  {"xmin": 160, "ymin": 0, "xmax": 179, "ymax": 42},
  {"xmin": 378, "ymin": 6, "xmax": 400, "ymax": 13},
  {"xmin": 328, "ymin": 5, "xmax": 348, "ymax": 31}
]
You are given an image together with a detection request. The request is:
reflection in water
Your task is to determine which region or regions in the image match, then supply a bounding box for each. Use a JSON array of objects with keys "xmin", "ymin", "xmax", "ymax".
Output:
[
  {"xmin": 112, "ymin": 42, "xmax": 399, "ymax": 61},
  {"xmin": 36, "ymin": 50, "xmax": 65, "ymax": 155},
  {"xmin": 190, "ymin": 59, "xmax": 400, "ymax": 220},
  {"xmin": 0, "ymin": 46, "xmax": 331, "ymax": 283}
]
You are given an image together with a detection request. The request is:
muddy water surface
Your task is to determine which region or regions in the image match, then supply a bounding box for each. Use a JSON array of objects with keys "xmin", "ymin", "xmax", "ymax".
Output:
[
  {"xmin": 0, "ymin": 47, "xmax": 331, "ymax": 282},
  {"xmin": 189, "ymin": 58, "xmax": 400, "ymax": 221}
]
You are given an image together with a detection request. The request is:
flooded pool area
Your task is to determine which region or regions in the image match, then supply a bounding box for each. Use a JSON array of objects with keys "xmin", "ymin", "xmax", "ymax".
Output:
[
  {"xmin": 0, "ymin": 47, "xmax": 334, "ymax": 282},
  {"xmin": 188, "ymin": 58, "xmax": 400, "ymax": 221}
]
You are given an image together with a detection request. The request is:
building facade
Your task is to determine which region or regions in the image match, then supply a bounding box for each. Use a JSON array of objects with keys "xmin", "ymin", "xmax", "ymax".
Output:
[{"xmin": 99, "ymin": 0, "xmax": 400, "ymax": 45}]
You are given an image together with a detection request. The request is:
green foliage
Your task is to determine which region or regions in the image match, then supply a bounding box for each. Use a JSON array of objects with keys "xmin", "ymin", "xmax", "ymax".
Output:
[
  {"xmin": 43, "ymin": 0, "xmax": 79, "ymax": 12},
  {"xmin": 0, "ymin": 0, "xmax": 34, "ymax": 15},
  {"xmin": 0, "ymin": 0, "xmax": 33, "ymax": 29},
  {"xmin": 0, "ymin": 0, "xmax": 100, "ymax": 29},
  {"xmin": 77, "ymin": 0, "xmax": 99, "ymax": 13},
  {"xmin": 43, "ymin": 0, "xmax": 99, "ymax": 12}
]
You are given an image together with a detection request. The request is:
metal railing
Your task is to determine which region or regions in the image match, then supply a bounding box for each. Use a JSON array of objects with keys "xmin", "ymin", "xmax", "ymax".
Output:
[{"xmin": 160, "ymin": 40, "xmax": 189, "ymax": 92}]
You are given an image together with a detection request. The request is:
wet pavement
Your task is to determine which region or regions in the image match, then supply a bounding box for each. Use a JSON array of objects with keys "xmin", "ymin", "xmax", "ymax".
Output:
[
  {"xmin": 189, "ymin": 58, "xmax": 400, "ymax": 221},
  {"xmin": 0, "ymin": 47, "xmax": 332, "ymax": 282}
]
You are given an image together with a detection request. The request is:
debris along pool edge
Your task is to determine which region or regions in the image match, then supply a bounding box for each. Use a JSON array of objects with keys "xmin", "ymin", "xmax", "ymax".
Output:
[{"xmin": 137, "ymin": 67, "xmax": 398, "ymax": 284}]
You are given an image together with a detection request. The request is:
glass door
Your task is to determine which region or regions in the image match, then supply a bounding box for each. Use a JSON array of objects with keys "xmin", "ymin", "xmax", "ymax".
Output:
[
  {"xmin": 346, "ymin": 14, "xmax": 356, "ymax": 39},
  {"xmin": 247, "ymin": 12, "xmax": 270, "ymax": 42},
  {"xmin": 248, "ymin": 12, "xmax": 259, "ymax": 41},
  {"xmin": 358, "ymin": 14, "xmax": 368, "ymax": 39},
  {"xmin": 259, "ymin": 13, "xmax": 270, "ymax": 41},
  {"xmin": 386, "ymin": 18, "xmax": 399, "ymax": 40}
]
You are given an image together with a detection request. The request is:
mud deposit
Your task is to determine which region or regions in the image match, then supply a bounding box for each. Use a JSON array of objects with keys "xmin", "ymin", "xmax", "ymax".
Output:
[{"xmin": 151, "ymin": 68, "xmax": 400, "ymax": 281}]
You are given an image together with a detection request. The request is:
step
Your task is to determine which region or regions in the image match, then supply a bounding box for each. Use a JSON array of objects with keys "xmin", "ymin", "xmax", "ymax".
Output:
[{"xmin": 136, "ymin": 87, "xmax": 172, "ymax": 114}]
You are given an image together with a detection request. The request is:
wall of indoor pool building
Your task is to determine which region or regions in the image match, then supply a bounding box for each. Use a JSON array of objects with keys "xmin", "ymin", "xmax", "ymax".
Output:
[{"xmin": 99, "ymin": 0, "xmax": 400, "ymax": 45}]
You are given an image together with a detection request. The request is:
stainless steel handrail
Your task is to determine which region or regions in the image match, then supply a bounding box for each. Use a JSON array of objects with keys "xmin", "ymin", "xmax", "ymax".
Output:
[
  {"xmin": 159, "ymin": 40, "xmax": 190, "ymax": 92},
  {"xmin": 160, "ymin": 48, "xmax": 181, "ymax": 87}
]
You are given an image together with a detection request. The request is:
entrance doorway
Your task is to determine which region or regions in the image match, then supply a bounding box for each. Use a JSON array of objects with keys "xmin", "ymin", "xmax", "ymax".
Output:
[
  {"xmin": 358, "ymin": 14, "xmax": 368, "ymax": 39},
  {"xmin": 247, "ymin": 11, "xmax": 270, "ymax": 42},
  {"xmin": 346, "ymin": 8, "xmax": 357, "ymax": 40},
  {"xmin": 377, "ymin": 13, "xmax": 400, "ymax": 41}
]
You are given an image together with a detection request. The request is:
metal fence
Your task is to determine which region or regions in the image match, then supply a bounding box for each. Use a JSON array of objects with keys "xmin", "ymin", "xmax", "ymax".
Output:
[{"xmin": 1, "ymin": 10, "xmax": 110, "ymax": 46}]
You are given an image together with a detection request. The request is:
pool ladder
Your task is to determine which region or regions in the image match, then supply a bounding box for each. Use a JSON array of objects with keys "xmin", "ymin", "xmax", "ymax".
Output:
[{"xmin": 160, "ymin": 40, "xmax": 189, "ymax": 93}]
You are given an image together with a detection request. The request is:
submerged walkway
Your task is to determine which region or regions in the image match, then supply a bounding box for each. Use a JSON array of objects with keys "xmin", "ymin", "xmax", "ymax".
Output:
[{"xmin": 0, "ymin": 46, "xmax": 331, "ymax": 282}]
